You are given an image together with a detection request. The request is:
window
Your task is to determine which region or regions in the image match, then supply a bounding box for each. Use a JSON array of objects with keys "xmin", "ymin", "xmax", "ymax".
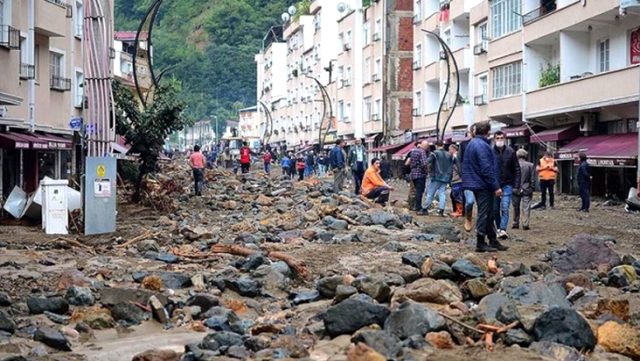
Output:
[
  {"xmin": 415, "ymin": 0, "xmax": 422, "ymax": 21},
  {"xmin": 475, "ymin": 74, "xmax": 488, "ymax": 105},
  {"xmin": 74, "ymin": 1, "xmax": 83, "ymax": 38},
  {"xmin": 491, "ymin": 0, "xmax": 521, "ymax": 39},
  {"xmin": 49, "ymin": 51, "xmax": 64, "ymax": 78},
  {"xmin": 346, "ymin": 30, "xmax": 352, "ymax": 47},
  {"xmin": 74, "ymin": 70, "xmax": 83, "ymax": 108},
  {"xmin": 0, "ymin": 0, "xmax": 9, "ymax": 44},
  {"xmin": 364, "ymin": 57, "xmax": 371, "ymax": 83},
  {"xmin": 345, "ymin": 102, "xmax": 352, "ymax": 121},
  {"xmin": 491, "ymin": 61, "xmax": 521, "ymax": 99},
  {"xmin": 414, "ymin": 91, "xmax": 422, "ymax": 115},
  {"xmin": 338, "ymin": 33, "xmax": 344, "ymax": 53},
  {"xmin": 374, "ymin": 99, "xmax": 382, "ymax": 119},
  {"xmin": 338, "ymin": 100, "xmax": 345, "ymax": 121},
  {"xmin": 598, "ymin": 39, "xmax": 610, "ymax": 73},
  {"xmin": 443, "ymin": 28, "xmax": 451, "ymax": 47},
  {"xmin": 480, "ymin": 74, "xmax": 488, "ymax": 96},
  {"xmin": 363, "ymin": 97, "xmax": 372, "ymax": 121},
  {"xmin": 346, "ymin": 66, "xmax": 352, "ymax": 83},
  {"xmin": 414, "ymin": 44, "xmax": 422, "ymax": 67},
  {"xmin": 363, "ymin": 22, "xmax": 370, "ymax": 47},
  {"xmin": 34, "ymin": 45, "xmax": 39, "ymax": 80},
  {"xmin": 478, "ymin": 22, "xmax": 488, "ymax": 48},
  {"xmin": 375, "ymin": 58, "xmax": 382, "ymax": 76},
  {"xmin": 374, "ymin": 18, "xmax": 382, "ymax": 40},
  {"xmin": 337, "ymin": 65, "xmax": 344, "ymax": 85}
]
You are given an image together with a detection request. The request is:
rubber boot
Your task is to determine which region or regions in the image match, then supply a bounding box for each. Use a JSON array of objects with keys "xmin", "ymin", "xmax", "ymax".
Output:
[
  {"xmin": 464, "ymin": 210, "xmax": 473, "ymax": 232},
  {"xmin": 476, "ymin": 235, "xmax": 497, "ymax": 253},
  {"xmin": 489, "ymin": 238, "xmax": 509, "ymax": 251},
  {"xmin": 450, "ymin": 203, "xmax": 463, "ymax": 218}
]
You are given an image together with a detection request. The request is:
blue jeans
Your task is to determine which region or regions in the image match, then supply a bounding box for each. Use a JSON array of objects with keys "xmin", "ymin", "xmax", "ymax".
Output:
[
  {"xmin": 318, "ymin": 164, "xmax": 326, "ymax": 177},
  {"xmin": 494, "ymin": 185, "xmax": 513, "ymax": 231},
  {"xmin": 464, "ymin": 189, "xmax": 475, "ymax": 214},
  {"xmin": 424, "ymin": 180, "xmax": 447, "ymax": 210},
  {"xmin": 304, "ymin": 165, "xmax": 313, "ymax": 177},
  {"xmin": 264, "ymin": 162, "xmax": 271, "ymax": 174}
]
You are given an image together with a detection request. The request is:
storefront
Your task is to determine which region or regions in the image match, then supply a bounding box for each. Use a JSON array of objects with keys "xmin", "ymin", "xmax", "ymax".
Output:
[{"xmin": 557, "ymin": 133, "xmax": 637, "ymax": 199}]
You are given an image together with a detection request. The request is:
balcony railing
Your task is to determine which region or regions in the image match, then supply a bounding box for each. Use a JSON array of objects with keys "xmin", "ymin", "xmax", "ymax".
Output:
[
  {"xmin": 19, "ymin": 63, "xmax": 36, "ymax": 79},
  {"xmin": 0, "ymin": 25, "xmax": 20, "ymax": 50},
  {"xmin": 50, "ymin": 75, "xmax": 72, "ymax": 91},
  {"xmin": 523, "ymin": 1, "xmax": 557, "ymax": 25},
  {"xmin": 45, "ymin": 0, "xmax": 68, "ymax": 8},
  {"xmin": 474, "ymin": 94, "xmax": 487, "ymax": 106}
]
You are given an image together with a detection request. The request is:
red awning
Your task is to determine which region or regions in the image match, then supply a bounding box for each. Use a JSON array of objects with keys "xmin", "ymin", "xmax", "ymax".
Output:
[
  {"xmin": 503, "ymin": 124, "xmax": 529, "ymax": 138},
  {"xmin": 0, "ymin": 132, "xmax": 30, "ymax": 149},
  {"xmin": 36, "ymin": 132, "xmax": 73, "ymax": 149},
  {"xmin": 369, "ymin": 142, "xmax": 409, "ymax": 153},
  {"xmin": 557, "ymin": 133, "xmax": 638, "ymax": 167},
  {"xmin": 392, "ymin": 142, "xmax": 417, "ymax": 160},
  {"xmin": 12, "ymin": 133, "xmax": 49, "ymax": 150},
  {"xmin": 530, "ymin": 125, "xmax": 579, "ymax": 143}
]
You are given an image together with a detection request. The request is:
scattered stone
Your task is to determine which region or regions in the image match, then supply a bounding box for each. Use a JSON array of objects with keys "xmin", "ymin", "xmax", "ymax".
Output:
[
  {"xmin": 33, "ymin": 328, "xmax": 72, "ymax": 351},
  {"xmin": 503, "ymin": 263, "xmax": 528, "ymax": 277},
  {"xmin": 66, "ymin": 286, "xmax": 95, "ymax": 306},
  {"xmin": 422, "ymin": 223, "xmax": 460, "ymax": 242},
  {"xmin": 136, "ymin": 239, "xmax": 160, "ymax": 253},
  {"xmin": 475, "ymin": 293, "xmax": 509, "ymax": 322},
  {"xmin": 186, "ymin": 294, "xmax": 219, "ymax": 314},
  {"xmin": 597, "ymin": 321, "xmax": 640, "ymax": 359},
  {"xmin": 508, "ymin": 281, "xmax": 571, "ymax": 308},
  {"xmin": 227, "ymin": 277, "xmax": 261, "ymax": 297},
  {"xmin": 566, "ymin": 286, "xmax": 585, "ymax": 303},
  {"xmin": 323, "ymin": 297, "xmax": 390, "ymax": 337},
  {"xmin": 351, "ymin": 330, "xmax": 400, "ymax": 359},
  {"xmin": 425, "ymin": 331, "xmax": 454, "ymax": 349},
  {"xmin": 155, "ymin": 252, "xmax": 179, "ymax": 264},
  {"xmin": 334, "ymin": 285, "xmax": 358, "ymax": 302},
  {"xmin": 533, "ymin": 307, "xmax": 596, "ymax": 351},
  {"xmin": 391, "ymin": 278, "xmax": 462, "ymax": 305},
  {"xmin": 0, "ymin": 310, "xmax": 15, "ymax": 334},
  {"xmin": 290, "ymin": 289, "xmax": 320, "ymax": 305},
  {"xmin": 607, "ymin": 265, "xmax": 637, "ymax": 288},
  {"xmin": 384, "ymin": 302, "xmax": 445, "ymax": 340},
  {"xmin": 27, "ymin": 296, "xmax": 69, "ymax": 315},
  {"xmin": 0, "ymin": 292, "xmax": 11, "ymax": 307},
  {"xmin": 530, "ymin": 341, "xmax": 585, "ymax": 361},
  {"xmin": 200, "ymin": 331, "xmax": 243, "ymax": 351},
  {"xmin": 370, "ymin": 210, "xmax": 402, "ymax": 228},
  {"xmin": 317, "ymin": 275, "xmax": 344, "ymax": 299},
  {"xmin": 347, "ymin": 342, "xmax": 386, "ymax": 361},
  {"xmin": 352, "ymin": 278, "xmax": 391, "ymax": 303},
  {"xmin": 83, "ymin": 309, "xmax": 115, "ymax": 329},
  {"xmin": 427, "ymin": 261, "xmax": 456, "ymax": 280},
  {"xmin": 132, "ymin": 349, "xmax": 180, "ymax": 361},
  {"xmin": 158, "ymin": 272, "xmax": 192, "ymax": 289},
  {"xmin": 504, "ymin": 329, "xmax": 533, "ymax": 347},
  {"xmin": 496, "ymin": 301, "xmax": 521, "ymax": 324},
  {"xmin": 109, "ymin": 302, "xmax": 149, "ymax": 326},
  {"xmin": 44, "ymin": 311, "xmax": 70, "ymax": 325},
  {"xmin": 402, "ymin": 253, "xmax": 428, "ymax": 269},
  {"xmin": 271, "ymin": 335, "xmax": 309, "ymax": 358},
  {"xmin": 551, "ymin": 234, "xmax": 621, "ymax": 273},
  {"xmin": 383, "ymin": 241, "xmax": 407, "ymax": 252},
  {"xmin": 240, "ymin": 254, "xmax": 268, "ymax": 272},
  {"xmin": 451, "ymin": 259, "xmax": 484, "ymax": 278},
  {"xmin": 148, "ymin": 295, "xmax": 169, "ymax": 324},
  {"xmin": 463, "ymin": 279, "xmax": 491, "ymax": 299},
  {"xmin": 227, "ymin": 345, "xmax": 250, "ymax": 359}
]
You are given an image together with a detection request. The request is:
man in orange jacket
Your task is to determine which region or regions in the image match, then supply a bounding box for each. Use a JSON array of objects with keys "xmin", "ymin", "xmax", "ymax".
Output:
[
  {"xmin": 361, "ymin": 158, "xmax": 394, "ymax": 206},
  {"xmin": 532, "ymin": 151, "xmax": 558, "ymax": 209}
]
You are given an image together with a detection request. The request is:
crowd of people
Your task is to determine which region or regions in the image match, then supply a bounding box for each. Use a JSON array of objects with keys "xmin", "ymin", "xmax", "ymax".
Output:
[{"xmin": 186, "ymin": 121, "xmax": 594, "ymax": 254}]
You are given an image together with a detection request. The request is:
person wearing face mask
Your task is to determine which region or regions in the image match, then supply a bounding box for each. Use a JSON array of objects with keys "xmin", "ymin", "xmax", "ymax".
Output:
[{"xmin": 492, "ymin": 130, "xmax": 521, "ymax": 240}]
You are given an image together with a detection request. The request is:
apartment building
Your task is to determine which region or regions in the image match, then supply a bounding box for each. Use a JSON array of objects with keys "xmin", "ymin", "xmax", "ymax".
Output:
[
  {"xmin": 0, "ymin": 0, "xmax": 87, "ymax": 199},
  {"xmin": 113, "ymin": 31, "xmax": 152, "ymax": 100},
  {"xmin": 256, "ymin": 0, "xmax": 414, "ymax": 154},
  {"xmin": 238, "ymin": 105, "xmax": 259, "ymax": 140},
  {"xmin": 412, "ymin": 0, "xmax": 640, "ymax": 198}
]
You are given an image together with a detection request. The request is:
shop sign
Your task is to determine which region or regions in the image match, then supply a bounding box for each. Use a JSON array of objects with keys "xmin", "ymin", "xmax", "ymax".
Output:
[
  {"xmin": 587, "ymin": 158, "xmax": 636, "ymax": 167},
  {"xmin": 69, "ymin": 117, "xmax": 83, "ymax": 130},
  {"xmin": 506, "ymin": 129, "xmax": 527, "ymax": 138},
  {"xmin": 631, "ymin": 27, "xmax": 640, "ymax": 65}
]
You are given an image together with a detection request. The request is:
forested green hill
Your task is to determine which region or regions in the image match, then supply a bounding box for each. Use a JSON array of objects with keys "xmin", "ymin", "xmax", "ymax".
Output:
[{"xmin": 115, "ymin": 0, "xmax": 295, "ymax": 126}]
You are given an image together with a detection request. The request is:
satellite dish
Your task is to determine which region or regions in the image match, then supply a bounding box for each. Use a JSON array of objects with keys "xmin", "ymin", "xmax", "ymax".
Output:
[
  {"xmin": 281, "ymin": 12, "xmax": 290, "ymax": 22},
  {"xmin": 288, "ymin": 5, "xmax": 297, "ymax": 15},
  {"xmin": 337, "ymin": 2, "xmax": 347, "ymax": 13}
]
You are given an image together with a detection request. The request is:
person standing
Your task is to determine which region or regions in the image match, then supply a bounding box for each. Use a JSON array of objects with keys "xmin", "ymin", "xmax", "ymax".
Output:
[
  {"xmin": 287, "ymin": 152, "xmax": 296, "ymax": 179},
  {"xmin": 577, "ymin": 152, "xmax": 591, "ymax": 212},
  {"xmin": 532, "ymin": 151, "xmax": 558, "ymax": 210},
  {"xmin": 348, "ymin": 138, "xmax": 368, "ymax": 195},
  {"xmin": 239, "ymin": 142, "xmax": 252, "ymax": 174},
  {"xmin": 423, "ymin": 141, "xmax": 453, "ymax": 216},
  {"xmin": 262, "ymin": 150, "xmax": 272, "ymax": 174},
  {"xmin": 449, "ymin": 144, "xmax": 464, "ymax": 217},
  {"xmin": 460, "ymin": 124, "xmax": 476, "ymax": 232},
  {"xmin": 493, "ymin": 131, "xmax": 521, "ymax": 239},
  {"xmin": 404, "ymin": 147, "xmax": 417, "ymax": 210},
  {"xmin": 361, "ymin": 158, "xmax": 394, "ymax": 206},
  {"xmin": 512, "ymin": 149, "xmax": 535, "ymax": 230},
  {"xmin": 461, "ymin": 121, "xmax": 508, "ymax": 252},
  {"xmin": 330, "ymin": 139, "xmax": 348, "ymax": 192},
  {"xmin": 296, "ymin": 157, "xmax": 306, "ymax": 181},
  {"xmin": 379, "ymin": 154, "xmax": 392, "ymax": 181},
  {"xmin": 409, "ymin": 140, "xmax": 430, "ymax": 215},
  {"xmin": 305, "ymin": 151, "xmax": 315, "ymax": 177},
  {"xmin": 280, "ymin": 154, "xmax": 291, "ymax": 178},
  {"xmin": 317, "ymin": 152, "xmax": 328, "ymax": 177},
  {"xmin": 188, "ymin": 145, "xmax": 206, "ymax": 196}
]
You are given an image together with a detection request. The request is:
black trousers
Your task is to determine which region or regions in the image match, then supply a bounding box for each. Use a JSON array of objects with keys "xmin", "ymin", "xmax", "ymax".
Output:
[
  {"xmin": 192, "ymin": 168, "xmax": 204, "ymax": 196},
  {"xmin": 352, "ymin": 162, "xmax": 365, "ymax": 195},
  {"xmin": 579, "ymin": 182, "xmax": 591, "ymax": 211},
  {"xmin": 539, "ymin": 179, "xmax": 555, "ymax": 207},
  {"xmin": 241, "ymin": 163, "xmax": 250, "ymax": 173},
  {"xmin": 298, "ymin": 168, "xmax": 304, "ymax": 181},
  {"xmin": 474, "ymin": 189, "xmax": 497, "ymax": 241},
  {"xmin": 413, "ymin": 177, "xmax": 426, "ymax": 210},
  {"xmin": 366, "ymin": 186, "xmax": 390, "ymax": 205}
]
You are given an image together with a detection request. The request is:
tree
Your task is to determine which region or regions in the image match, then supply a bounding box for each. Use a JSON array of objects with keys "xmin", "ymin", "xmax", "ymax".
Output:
[{"xmin": 112, "ymin": 79, "xmax": 190, "ymax": 201}]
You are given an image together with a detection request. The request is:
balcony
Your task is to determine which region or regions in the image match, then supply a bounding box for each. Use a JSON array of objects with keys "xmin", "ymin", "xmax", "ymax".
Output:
[
  {"xmin": 50, "ymin": 75, "xmax": 71, "ymax": 91},
  {"xmin": 523, "ymin": 1, "xmax": 557, "ymax": 25},
  {"xmin": 0, "ymin": 25, "xmax": 20, "ymax": 50},
  {"xmin": 526, "ymin": 65, "xmax": 640, "ymax": 118},
  {"xmin": 452, "ymin": 47, "xmax": 472, "ymax": 71},
  {"xmin": 474, "ymin": 94, "xmax": 487, "ymax": 106},
  {"xmin": 424, "ymin": 61, "xmax": 440, "ymax": 83},
  {"xmin": 36, "ymin": 0, "xmax": 67, "ymax": 37},
  {"xmin": 487, "ymin": 94, "xmax": 522, "ymax": 119},
  {"xmin": 19, "ymin": 63, "xmax": 36, "ymax": 80}
]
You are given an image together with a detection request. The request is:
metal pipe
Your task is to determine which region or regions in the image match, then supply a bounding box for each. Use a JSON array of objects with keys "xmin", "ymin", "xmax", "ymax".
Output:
[{"xmin": 27, "ymin": 0, "xmax": 35, "ymax": 132}]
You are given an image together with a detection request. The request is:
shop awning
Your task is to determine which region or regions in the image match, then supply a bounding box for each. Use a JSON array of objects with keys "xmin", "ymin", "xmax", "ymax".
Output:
[
  {"xmin": 392, "ymin": 142, "xmax": 418, "ymax": 160},
  {"xmin": 36, "ymin": 132, "xmax": 73, "ymax": 149},
  {"xmin": 530, "ymin": 125, "xmax": 579, "ymax": 143},
  {"xmin": 557, "ymin": 133, "xmax": 638, "ymax": 167},
  {"xmin": 369, "ymin": 142, "xmax": 409, "ymax": 153},
  {"xmin": 503, "ymin": 124, "xmax": 529, "ymax": 138},
  {"xmin": 0, "ymin": 132, "xmax": 31, "ymax": 149},
  {"xmin": 12, "ymin": 133, "xmax": 49, "ymax": 150}
]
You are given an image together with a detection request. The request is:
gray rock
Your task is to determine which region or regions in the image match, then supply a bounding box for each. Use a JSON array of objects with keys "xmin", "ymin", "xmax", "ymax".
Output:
[
  {"xmin": 201, "ymin": 331, "xmax": 243, "ymax": 351},
  {"xmin": 530, "ymin": 341, "xmax": 586, "ymax": 361},
  {"xmin": 33, "ymin": 328, "xmax": 72, "ymax": 351},
  {"xmin": 504, "ymin": 329, "xmax": 532, "ymax": 347},
  {"xmin": 351, "ymin": 330, "xmax": 401, "ymax": 359},
  {"xmin": 429, "ymin": 261, "xmax": 457, "ymax": 280},
  {"xmin": 334, "ymin": 285, "xmax": 357, "ymax": 302},
  {"xmin": 137, "ymin": 239, "xmax": 160, "ymax": 253},
  {"xmin": 533, "ymin": 308, "xmax": 596, "ymax": 351},
  {"xmin": 370, "ymin": 210, "xmax": 402, "ymax": 228},
  {"xmin": 384, "ymin": 302, "xmax": 445, "ymax": 339},
  {"xmin": 566, "ymin": 286, "xmax": 585, "ymax": 303},
  {"xmin": 383, "ymin": 241, "xmax": 407, "ymax": 252},
  {"xmin": 0, "ymin": 292, "xmax": 11, "ymax": 307},
  {"xmin": 252, "ymin": 265, "xmax": 289, "ymax": 297},
  {"xmin": 245, "ymin": 335, "xmax": 271, "ymax": 352},
  {"xmin": 633, "ymin": 260, "xmax": 640, "ymax": 275},
  {"xmin": 551, "ymin": 234, "xmax": 621, "ymax": 273},
  {"xmin": 607, "ymin": 265, "xmax": 637, "ymax": 288},
  {"xmin": 412, "ymin": 233, "xmax": 440, "ymax": 242},
  {"xmin": 508, "ymin": 281, "xmax": 571, "ymax": 308},
  {"xmin": 240, "ymin": 254, "xmax": 268, "ymax": 272},
  {"xmin": 290, "ymin": 289, "xmax": 320, "ymax": 305},
  {"xmin": 496, "ymin": 301, "xmax": 521, "ymax": 324},
  {"xmin": 0, "ymin": 310, "xmax": 15, "ymax": 334},
  {"xmin": 323, "ymin": 216, "xmax": 348, "ymax": 230},
  {"xmin": 158, "ymin": 272, "xmax": 192, "ymax": 289},
  {"xmin": 109, "ymin": 302, "xmax": 149, "ymax": 326},
  {"xmin": 155, "ymin": 252, "xmax": 179, "ymax": 264},
  {"xmin": 227, "ymin": 345, "xmax": 250, "ymax": 359},
  {"xmin": 65, "ymin": 286, "xmax": 94, "ymax": 306},
  {"xmin": 186, "ymin": 293, "xmax": 219, "ymax": 315},
  {"xmin": 203, "ymin": 307, "xmax": 238, "ymax": 332},
  {"xmin": 323, "ymin": 297, "xmax": 390, "ymax": 337},
  {"xmin": 402, "ymin": 253, "xmax": 428, "ymax": 269},
  {"xmin": 227, "ymin": 277, "xmax": 261, "ymax": 297},
  {"xmin": 352, "ymin": 278, "xmax": 391, "ymax": 303},
  {"xmin": 422, "ymin": 222, "xmax": 460, "ymax": 242},
  {"xmin": 271, "ymin": 261, "xmax": 292, "ymax": 276},
  {"xmin": 451, "ymin": 259, "xmax": 484, "ymax": 278},
  {"xmin": 503, "ymin": 263, "xmax": 528, "ymax": 277},
  {"xmin": 44, "ymin": 311, "xmax": 70, "ymax": 325},
  {"xmin": 475, "ymin": 293, "xmax": 509, "ymax": 322},
  {"xmin": 317, "ymin": 275, "xmax": 343, "ymax": 298},
  {"xmin": 27, "ymin": 296, "xmax": 69, "ymax": 315},
  {"xmin": 316, "ymin": 231, "xmax": 335, "ymax": 242},
  {"xmin": 463, "ymin": 279, "xmax": 491, "ymax": 299}
]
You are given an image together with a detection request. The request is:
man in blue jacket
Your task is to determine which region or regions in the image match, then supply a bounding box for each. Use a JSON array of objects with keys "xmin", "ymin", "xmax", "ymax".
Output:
[
  {"xmin": 329, "ymin": 139, "xmax": 348, "ymax": 193},
  {"xmin": 461, "ymin": 121, "xmax": 508, "ymax": 252},
  {"xmin": 423, "ymin": 140, "xmax": 453, "ymax": 216}
]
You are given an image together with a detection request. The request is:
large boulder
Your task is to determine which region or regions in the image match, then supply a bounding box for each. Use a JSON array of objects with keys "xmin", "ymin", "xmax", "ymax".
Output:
[
  {"xmin": 34, "ymin": 327, "xmax": 72, "ymax": 351},
  {"xmin": 597, "ymin": 321, "xmax": 640, "ymax": 359},
  {"xmin": 27, "ymin": 296, "xmax": 69, "ymax": 315},
  {"xmin": 351, "ymin": 330, "xmax": 401, "ymax": 359},
  {"xmin": 384, "ymin": 302, "xmax": 445, "ymax": 339},
  {"xmin": 551, "ymin": 234, "xmax": 620, "ymax": 273},
  {"xmin": 323, "ymin": 296, "xmax": 390, "ymax": 337},
  {"xmin": 507, "ymin": 281, "xmax": 571, "ymax": 309},
  {"xmin": 451, "ymin": 259, "xmax": 484, "ymax": 278},
  {"xmin": 0, "ymin": 310, "xmax": 15, "ymax": 334},
  {"xmin": 391, "ymin": 278, "xmax": 462, "ymax": 305},
  {"xmin": 533, "ymin": 308, "xmax": 596, "ymax": 351}
]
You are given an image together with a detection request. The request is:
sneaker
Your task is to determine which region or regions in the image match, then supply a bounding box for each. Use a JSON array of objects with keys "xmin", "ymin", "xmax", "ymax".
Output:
[
  {"xmin": 489, "ymin": 239, "xmax": 509, "ymax": 251},
  {"xmin": 416, "ymin": 209, "xmax": 428, "ymax": 216},
  {"xmin": 437, "ymin": 209, "xmax": 445, "ymax": 217},
  {"xmin": 531, "ymin": 203, "xmax": 546, "ymax": 210},
  {"xmin": 498, "ymin": 230, "xmax": 509, "ymax": 239},
  {"xmin": 512, "ymin": 224, "xmax": 519, "ymax": 229}
]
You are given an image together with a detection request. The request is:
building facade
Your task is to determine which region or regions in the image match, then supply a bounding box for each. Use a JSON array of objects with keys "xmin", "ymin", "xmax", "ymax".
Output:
[{"xmin": 0, "ymin": 0, "xmax": 88, "ymax": 199}]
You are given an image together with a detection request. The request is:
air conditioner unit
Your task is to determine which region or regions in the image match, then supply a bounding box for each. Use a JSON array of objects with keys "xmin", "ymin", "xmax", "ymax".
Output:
[
  {"xmin": 373, "ymin": 33, "xmax": 381, "ymax": 41},
  {"xmin": 343, "ymin": 43, "xmax": 352, "ymax": 51},
  {"xmin": 473, "ymin": 43, "xmax": 487, "ymax": 55},
  {"xmin": 373, "ymin": 73, "xmax": 381, "ymax": 82},
  {"xmin": 343, "ymin": 116, "xmax": 351, "ymax": 123},
  {"xmin": 439, "ymin": 51, "xmax": 447, "ymax": 60},
  {"xmin": 372, "ymin": 114, "xmax": 381, "ymax": 121},
  {"xmin": 342, "ymin": 79, "xmax": 351, "ymax": 87},
  {"xmin": 579, "ymin": 113, "xmax": 598, "ymax": 132},
  {"xmin": 413, "ymin": 60, "xmax": 421, "ymax": 70}
]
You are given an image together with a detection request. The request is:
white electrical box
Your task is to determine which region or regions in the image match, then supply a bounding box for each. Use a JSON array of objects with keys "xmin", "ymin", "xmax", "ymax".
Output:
[{"xmin": 41, "ymin": 179, "xmax": 69, "ymax": 235}]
